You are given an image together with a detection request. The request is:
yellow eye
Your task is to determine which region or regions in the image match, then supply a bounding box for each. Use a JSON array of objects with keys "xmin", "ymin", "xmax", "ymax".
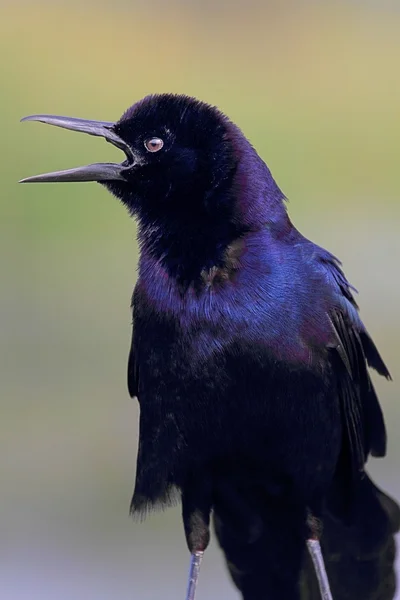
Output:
[{"xmin": 144, "ymin": 137, "xmax": 164, "ymax": 153}]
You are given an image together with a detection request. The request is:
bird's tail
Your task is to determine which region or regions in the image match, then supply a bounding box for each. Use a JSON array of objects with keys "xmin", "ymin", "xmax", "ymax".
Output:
[
  {"xmin": 214, "ymin": 474, "xmax": 399, "ymax": 600},
  {"xmin": 302, "ymin": 474, "xmax": 399, "ymax": 600}
]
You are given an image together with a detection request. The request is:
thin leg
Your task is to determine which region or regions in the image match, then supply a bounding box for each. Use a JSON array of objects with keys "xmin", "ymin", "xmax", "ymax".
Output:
[
  {"xmin": 185, "ymin": 551, "xmax": 204, "ymax": 600},
  {"xmin": 306, "ymin": 539, "xmax": 333, "ymax": 600},
  {"xmin": 182, "ymin": 479, "xmax": 212, "ymax": 600}
]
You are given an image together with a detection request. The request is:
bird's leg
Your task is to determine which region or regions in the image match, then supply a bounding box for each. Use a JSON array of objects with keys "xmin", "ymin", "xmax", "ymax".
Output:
[
  {"xmin": 182, "ymin": 483, "xmax": 212, "ymax": 600},
  {"xmin": 306, "ymin": 512, "xmax": 333, "ymax": 600},
  {"xmin": 186, "ymin": 551, "xmax": 204, "ymax": 600}
]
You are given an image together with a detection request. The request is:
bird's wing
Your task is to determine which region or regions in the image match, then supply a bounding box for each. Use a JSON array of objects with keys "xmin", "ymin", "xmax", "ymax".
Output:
[
  {"xmin": 127, "ymin": 325, "xmax": 139, "ymax": 399},
  {"xmin": 127, "ymin": 287, "xmax": 140, "ymax": 399},
  {"xmin": 319, "ymin": 251, "xmax": 390, "ymax": 474}
]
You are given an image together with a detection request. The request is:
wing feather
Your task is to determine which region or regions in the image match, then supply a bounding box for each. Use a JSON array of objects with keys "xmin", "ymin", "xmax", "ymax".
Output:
[{"xmin": 319, "ymin": 250, "xmax": 390, "ymax": 475}]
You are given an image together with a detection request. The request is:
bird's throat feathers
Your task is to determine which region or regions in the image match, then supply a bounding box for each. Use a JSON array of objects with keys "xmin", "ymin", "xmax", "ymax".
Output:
[{"xmin": 136, "ymin": 122, "xmax": 288, "ymax": 289}]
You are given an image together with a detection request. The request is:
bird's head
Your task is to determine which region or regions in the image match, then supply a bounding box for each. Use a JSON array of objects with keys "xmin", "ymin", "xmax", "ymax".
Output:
[
  {"xmin": 21, "ymin": 93, "xmax": 284, "ymax": 222},
  {"xmin": 21, "ymin": 94, "xmax": 287, "ymax": 279},
  {"xmin": 22, "ymin": 95, "xmax": 237, "ymax": 215}
]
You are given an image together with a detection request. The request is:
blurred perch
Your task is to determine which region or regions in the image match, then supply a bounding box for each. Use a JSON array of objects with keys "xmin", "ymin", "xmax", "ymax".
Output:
[{"xmin": 215, "ymin": 473, "xmax": 399, "ymax": 600}]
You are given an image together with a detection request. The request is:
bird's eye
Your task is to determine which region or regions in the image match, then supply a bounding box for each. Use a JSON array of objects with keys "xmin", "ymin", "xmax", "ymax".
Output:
[{"xmin": 144, "ymin": 137, "xmax": 164, "ymax": 153}]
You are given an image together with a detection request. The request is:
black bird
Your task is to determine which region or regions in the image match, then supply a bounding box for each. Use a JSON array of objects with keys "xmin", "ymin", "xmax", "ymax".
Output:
[{"xmin": 20, "ymin": 94, "xmax": 397, "ymax": 600}]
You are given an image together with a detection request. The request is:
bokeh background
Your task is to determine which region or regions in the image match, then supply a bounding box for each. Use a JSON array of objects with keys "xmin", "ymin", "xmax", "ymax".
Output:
[{"xmin": 2, "ymin": 0, "xmax": 400, "ymax": 598}]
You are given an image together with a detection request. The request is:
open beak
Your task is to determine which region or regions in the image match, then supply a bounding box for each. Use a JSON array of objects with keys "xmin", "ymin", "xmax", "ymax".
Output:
[{"xmin": 19, "ymin": 114, "xmax": 133, "ymax": 183}]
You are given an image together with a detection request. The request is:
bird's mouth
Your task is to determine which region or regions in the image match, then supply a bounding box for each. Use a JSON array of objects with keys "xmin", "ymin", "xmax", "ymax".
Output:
[{"xmin": 19, "ymin": 115, "xmax": 133, "ymax": 183}]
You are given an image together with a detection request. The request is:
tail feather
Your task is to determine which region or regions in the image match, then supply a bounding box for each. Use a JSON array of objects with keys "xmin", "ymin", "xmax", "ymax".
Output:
[
  {"xmin": 214, "ymin": 474, "xmax": 399, "ymax": 600},
  {"xmin": 302, "ymin": 474, "xmax": 399, "ymax": 600}
]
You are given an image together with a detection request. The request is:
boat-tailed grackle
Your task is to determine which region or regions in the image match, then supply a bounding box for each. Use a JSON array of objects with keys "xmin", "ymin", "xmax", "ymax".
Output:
[{"xmin": 20, "ymin": 94, "xmax": 398, "ymax": 600}]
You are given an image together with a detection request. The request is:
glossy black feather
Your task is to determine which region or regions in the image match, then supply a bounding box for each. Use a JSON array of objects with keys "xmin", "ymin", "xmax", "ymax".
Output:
[
  {"xmin": 216, "ymin": 473, "xmax": 399, "ymax": 600},
  {"xmin": 330, "ymin": 310, "xmax": 367, "ymax": 472},
  {"xmin": 360, "ymin": 330, "xmax": 392, "ymax": 378},
  {"xmin": 127, "ymin": 336, "xmax": 138, "ymax": 399}
]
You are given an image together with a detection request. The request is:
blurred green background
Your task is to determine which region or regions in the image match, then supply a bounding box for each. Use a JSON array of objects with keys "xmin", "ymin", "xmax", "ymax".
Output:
[{"xmin": 2, "ymin": 1, "xmax": 399, "ymax": 598}]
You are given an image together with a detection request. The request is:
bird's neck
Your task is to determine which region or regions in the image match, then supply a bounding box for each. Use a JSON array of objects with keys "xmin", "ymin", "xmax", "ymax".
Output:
[
  {"xmin": 137, "ymin": 216, "xmax": 246, "ymax": 289},
  {"xmin": 137, "ymin": 138, "xmax": 289, "ymax": 290}
]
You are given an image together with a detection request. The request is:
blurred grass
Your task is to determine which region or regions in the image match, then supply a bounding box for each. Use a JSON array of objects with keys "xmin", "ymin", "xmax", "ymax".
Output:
[{"xmin": 1, "ymin": 2, "xmax": 400, "ymax": 598}]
